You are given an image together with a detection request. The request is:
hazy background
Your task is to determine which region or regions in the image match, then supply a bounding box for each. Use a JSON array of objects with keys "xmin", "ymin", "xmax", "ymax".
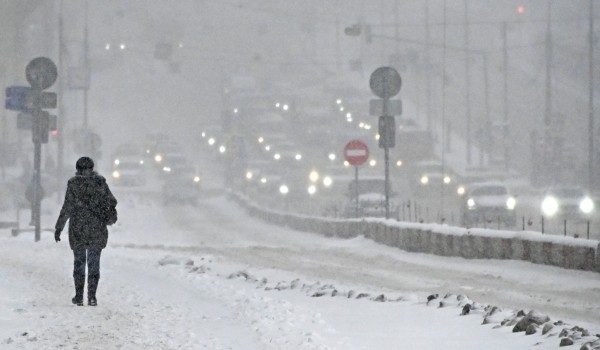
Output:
[{"xmin": 1, "ymin": 0, "xmax": 598, "ymax": 189}]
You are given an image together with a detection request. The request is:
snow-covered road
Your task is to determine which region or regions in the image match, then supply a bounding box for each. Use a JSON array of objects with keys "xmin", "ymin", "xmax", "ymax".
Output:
[
  {"xmin": 1, "ymin": 191, "xmax": 599, "ymax": 349},
  {"xmin": 161, "ymin": 195, "xmax": 600, "ymax": 326}
]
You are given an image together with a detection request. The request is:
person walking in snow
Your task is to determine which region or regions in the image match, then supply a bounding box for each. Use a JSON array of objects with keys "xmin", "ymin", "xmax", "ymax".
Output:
[{"xmin": 54, "ymin": 157, "xmax": 117, "ymax": 306}]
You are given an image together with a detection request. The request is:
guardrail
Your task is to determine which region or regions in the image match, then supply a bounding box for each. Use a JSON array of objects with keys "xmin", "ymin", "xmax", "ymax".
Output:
[{"xmin": 230, "ymin": 192, "xmax": 600, "ymax": 272}]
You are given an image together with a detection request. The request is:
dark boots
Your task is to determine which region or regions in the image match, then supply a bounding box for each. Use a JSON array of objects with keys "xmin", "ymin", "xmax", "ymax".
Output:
[
  {"xmin": 72, "ymin": 275, "xmax": 84, "ymax": 306},
  {"xmin": 87, "ymin": 274, "xmax": 99, "ymax": 306}
]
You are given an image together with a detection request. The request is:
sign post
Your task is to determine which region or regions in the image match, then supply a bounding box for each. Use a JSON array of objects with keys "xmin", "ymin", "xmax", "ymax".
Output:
[
  {"xmin": 344, "ymin": 140, "xmax": 369, "ymax": 218},
  {"xmin": 369, "ymin": 66, "xmax": 402, "ymax": 219},
  {"xmin": 4, "ymin": 58, "xmax": 59, "ymax": 241},
  {"xmin": 25, "ymin": 57, "xmax": 58, "ymax": 241}
]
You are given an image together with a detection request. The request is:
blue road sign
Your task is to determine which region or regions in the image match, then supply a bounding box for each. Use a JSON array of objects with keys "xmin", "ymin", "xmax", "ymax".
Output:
[{"xmin": 5, "ymin": 86, "xmax": 31, "ymax": 111}]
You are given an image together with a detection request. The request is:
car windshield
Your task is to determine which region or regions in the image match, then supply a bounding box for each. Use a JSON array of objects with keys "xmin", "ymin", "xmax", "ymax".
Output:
[
  {"xmin": 551, "ymin": 188, "xmax": 584, "ymax": 198},
  {"xmin": 348, "ymin": 179, "xmax": 387, "ymax": 195},
  {"xmin": 116, "ymin": 162, "xmax": 141, "ymax": 170},
  {"xmin": 416, "ymin": 162, "xmax": 443, "ymax": 174},
  {"xmin": 471, "ymin": 186, "xmax": 507, "ymax": 196}
]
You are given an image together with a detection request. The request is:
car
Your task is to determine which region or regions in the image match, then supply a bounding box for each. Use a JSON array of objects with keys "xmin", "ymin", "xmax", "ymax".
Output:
[
  {"xmin": 161, "ymin": 172, "xmax": 201, "ymax": 206},
  {"xmin": 160, "ymin": 153, "xmax": 189, "ymax": 175},
  {"xmin": 461, "ymin": 182, "xmax": 517, "ymax": 227},
  {"xmin": 110, "ymin": 144, "xmax": 146, "ymax": 186},
  {"xmin": 144, "ymin": 133, "xmax": 170, "ymax": 158},
  {"xmin": 410, "ymin": 160, "xmax": 455, "ymax": 196},
  {"xmin": 150, "ymin": 141, "xmax": 183, "ymax": 169},
  {"xmin": 343, "ymin": 176, "xmax": 398, "ymax": 218},
  {"xmin": 540, "ymin": 186, "xmax": 595, "ymax": 220}
]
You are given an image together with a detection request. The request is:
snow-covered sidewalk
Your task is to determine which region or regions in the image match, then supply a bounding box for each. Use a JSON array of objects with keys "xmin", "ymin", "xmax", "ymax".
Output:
[{"xmin": 0, "ymin": 193, "xmax": 599, "ymax": 349}]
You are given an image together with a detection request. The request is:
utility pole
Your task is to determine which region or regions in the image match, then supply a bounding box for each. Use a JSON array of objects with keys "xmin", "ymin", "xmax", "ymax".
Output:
[
  {"xmin": 544, "ymin": 2, "xmax": 553, "ymax": 184},
  {"xmin": 57, "ymin": 0, "xmax": 65, "ymax": 201},
  {"xmin": 482, "ymin": 52, "xmax": 490, "ymax": 168},
  {"xmin": 588, "ymin": 0, "xmax": 595, "ymax": 192},
  {"xmin": 502, "ymin": 21, "xmax": 509, "ymax": 172},
  {"xmin": 335, "ymin": 4, "xmax": 341, "ymax": 72},
  {"xmin": 441, "ymin": 0, "xmax": 447, "ymax": 220},
  {"xmin": 464, "ymin": 0, "xmax": 472, "ymax": 165},
  {"xmin": 83, "ymin": 1, "xmax": 89, "ymax": 131},
  {"xmin": 394, "ymin": 0, "xmax": 399, "ymax": 59},
  {"xmin": 425, "ymin": 0, "xmax": 432, "ymax": 134}
]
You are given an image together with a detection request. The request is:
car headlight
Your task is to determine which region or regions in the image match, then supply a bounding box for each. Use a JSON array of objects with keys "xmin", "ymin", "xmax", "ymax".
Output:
[
  {"xmin": 194, "ymin": 176, "xmax": 201, "ymax": 183},
  {"xmin": 467, "ymin": 198, "xmax": 476, "ymax": 209},
  {"xmin": 154, "ymin": 154, "xmax": 163, "ymax": 163},
  {"xmin": 279, "ymin": 184, "xmax": 289, "ymax": 194},
  {"xmin": 580, "ymin": 197, "xmax": 594, "ymax": 214},
  {"xmin": 506, "ymin": 197, "xmax": 516, "ymax": 210},
  {"xmin": 307, "ymin": 185, "xmax": 317, "ymax": 195},
  {"xmin": 114, "ymin": 159, "xmax": 120, "ymax": 166},
  {"xmin": 323, "ymin": 176, "xmax": 333, "ymax": 187},
  {"xmin": 542, "ymin": 196, "xmax": 559, "ymax": 217},
  {"xmin": 443, "ymin": 176, "xmax": 451, "ymax": 184},
  {"xmin": 420, "ymin": 176, "xmax": 429, "ymax": 185},
  {"xmin": 457, "ymin": 186, "xmax": 466, "ymax": 196},
  {"xmin": 112, "ymin": 170, "xmax": 120, "ymax": 179}
]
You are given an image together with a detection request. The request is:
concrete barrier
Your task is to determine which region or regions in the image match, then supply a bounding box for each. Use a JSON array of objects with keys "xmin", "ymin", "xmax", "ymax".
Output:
[{"xmin": 230, "ymin": 192, "xmax": 600, "ymax": 272}]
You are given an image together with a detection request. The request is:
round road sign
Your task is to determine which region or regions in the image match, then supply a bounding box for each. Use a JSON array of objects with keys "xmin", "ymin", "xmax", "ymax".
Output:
[
  {"xmin": 344, "ymin": 140, "xmax": 369, "ymax": 166},
  {"xmin": 369, "ymin": 66, "xmax": 401, "ymax": 99},
  {"xmin": 26, "ymin": 57, "xmax": 58, "ymax": 90}
]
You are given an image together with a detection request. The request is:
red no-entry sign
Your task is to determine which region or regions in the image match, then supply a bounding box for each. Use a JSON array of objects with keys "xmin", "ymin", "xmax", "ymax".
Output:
[{"xmin": 344, "ymin": 140, "xmax": 369, "ymax": 166}]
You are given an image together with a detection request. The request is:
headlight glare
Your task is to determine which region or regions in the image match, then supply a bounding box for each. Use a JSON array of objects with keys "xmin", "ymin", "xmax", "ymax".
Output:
[
  {"xmin": 506, "ymin": 197, "xmax": 516, "ymax": 210},
  {"xmin": 542, "ymin": 196, "xmax": 559, "ymax": 217},
  {"xmin": 580, "ymin": 197, "xmax": 594, "ymax": 214},
  {"xmin": 467, "ymin": 198, "xmax": 475, "ymax": 209}
]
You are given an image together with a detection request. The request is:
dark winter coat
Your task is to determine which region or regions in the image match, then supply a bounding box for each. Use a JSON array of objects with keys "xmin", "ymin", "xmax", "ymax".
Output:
[{"xmin": 55, "ymin": 170, "xmax": 117, "ymax": 250}]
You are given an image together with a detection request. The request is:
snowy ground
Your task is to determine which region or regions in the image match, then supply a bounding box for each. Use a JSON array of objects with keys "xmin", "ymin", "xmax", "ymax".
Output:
[{"xmin": 1, "ymin": 188, "xmax": 599, "ymax": 349}]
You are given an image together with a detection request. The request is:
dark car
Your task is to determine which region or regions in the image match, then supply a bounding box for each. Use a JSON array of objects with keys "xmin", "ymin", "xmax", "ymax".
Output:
[
  {"xmin": 110, "ymin": 144, "xmax": 147, "ymax": 187},
  {"xmin": 162, "ymin": 172, "xmax": 201, "ymax": 206}
]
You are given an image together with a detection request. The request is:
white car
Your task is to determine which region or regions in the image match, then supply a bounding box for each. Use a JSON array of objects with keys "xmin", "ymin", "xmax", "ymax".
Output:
[
  {"xmin": 540, "ymin": 186, "xmax": 595, "ymax": 220},
  {"xmin": 461, "ymin": 182, "xmax": 516, "ymax": 227}
]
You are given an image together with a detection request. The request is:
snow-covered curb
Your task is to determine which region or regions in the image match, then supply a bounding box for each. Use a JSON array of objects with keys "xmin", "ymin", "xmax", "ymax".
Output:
[
  {"xmin": 230, "ymin": 192, "xmax": 600, "ymax": 272},
  {"xmin": 161, "ymin": 254, "xmax": 600, "ymax": 350}
]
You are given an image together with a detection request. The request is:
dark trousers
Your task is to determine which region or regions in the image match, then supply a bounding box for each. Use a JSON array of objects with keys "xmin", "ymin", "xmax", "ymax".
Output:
[{"xmin": 73, "ymin": 248, "xmax": 102, "ymax": 299}]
